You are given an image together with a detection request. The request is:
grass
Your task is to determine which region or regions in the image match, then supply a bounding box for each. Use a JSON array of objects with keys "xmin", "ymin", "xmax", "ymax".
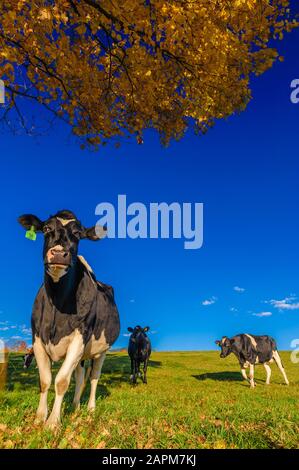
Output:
[{"xmin": 0, "ymin": 351, "xmax": 299, "ymax": 449}]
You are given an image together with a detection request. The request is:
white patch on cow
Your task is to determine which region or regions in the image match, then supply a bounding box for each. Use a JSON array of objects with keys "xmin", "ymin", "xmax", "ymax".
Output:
[
  {"xmin": 272, "ymin": 350, "xmax": 289, "ymax": 385},
  {"xmin": 56, "ymin": 217, "xmax": 76, "ymax": 226},
  {"xmin": 33, "ymin": 336, "xmax": 52, "ymax": 422},
  {"xmin": 45, "ymin": 331, "xmax": 77, "ymax": 362},
  {"xmin": 241, "ymin": 368, "xmax": 248, "ymax": 381},
  {"xmin": 264, "ymin": 363, "xmax": 271, "ymax": 385},
  {"xmin": 243, "ymin": 361, "xmax": 250, "ymax": 368},
  {"xmin": 249, "ymin": 363, "xmax": 255, "ymax": 388},
  {"xmin": 78, "ymin": 255, "xmax": 93, "ymax": 274},
  {"xmin": 83, "ymin": 330, "xmax": 109, "ymax": 359},
  {"xmin": 221, "ymin": 337, "xmax": 227, "ymax": 344},
  {"xmin": 45, "ymin": 329, "xmax": 84, "ymax": 429},
  {"xmin": 88, "ymin": 353, "xmax": 106, "ymax": 411},
  {"xmin": 245, "ymin": 334, "xmax": 257, "ymax": 349},
  {"xmin": 47, "ymin": 264, "xmax": 68, "ymax": 283}
]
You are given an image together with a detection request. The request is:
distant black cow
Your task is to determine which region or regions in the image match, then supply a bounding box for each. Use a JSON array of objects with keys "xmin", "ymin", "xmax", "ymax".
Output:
[
  {"xmin": 18, "ymin": 210, "xmax": 120, "ymax": 429},
  {"xmin": 215, "ymin": 334, "xmax": 289, "ymax": 388},
  {"xmin": 128, "ymin": 326, "xmax": 151, "ymax": 384},
  {"xmin": 23, "ymin": 348, "xmax": 35, "ymax": 369}
]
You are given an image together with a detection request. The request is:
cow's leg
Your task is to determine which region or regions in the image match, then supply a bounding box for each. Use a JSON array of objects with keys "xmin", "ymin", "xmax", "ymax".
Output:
[
  {"xmin": 249, "ymin": 363, "xmax": 255, "ymax": 388},
  {"xmin": 264, "ymin": 363, "xmax": 271, "ymax": 385},
  {"xmin": 34, "ymin": 338, "xmax": 52, "ymax": 423},
  {"xmin": 273, "ymin": 350, "xmax": 289, "ymax": 385},
  {"xmin": 72, "ymin": 362, "xmax": 85, "ymax": 409},
  {"xmin": 137, "ymin": 360, "xmax": 142, "ymax": 378},
  {"xmin": 131, "ymin": 359, "xmax": 137, "ymax": 384},
  {"xmin": 87, "ymin": 353, "xmax": 106, "ymax": 412},
  {"xmin": 46, "ymin": 334, "xmax": 84, "ymax": 430},
  {"xmin": 130, "ymin": 357, "xmax": 135, "ymax": 382},
  {"xmin": 143, "ymin": 358, "xmax": 148, "ymax": 384},
  {"xmin": 240, "ymin": 368, "xmax": 249, "ymax": 383}
]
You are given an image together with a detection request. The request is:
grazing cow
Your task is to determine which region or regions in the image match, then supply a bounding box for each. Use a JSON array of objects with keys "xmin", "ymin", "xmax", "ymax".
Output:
[
  {"xmin": 23, "ymin": 348, "xmax": 35, "ymax": 369},
  {"xmin": 215, "ymin": 334, "xmax": 289, "ymax": 388},
  {"xmin": 127, "ymin": 325, "xmax": 151, "ymax": 384},
  {"xmin": 18, "ymin": 210, "xmax": 120, "ymax": 429}
]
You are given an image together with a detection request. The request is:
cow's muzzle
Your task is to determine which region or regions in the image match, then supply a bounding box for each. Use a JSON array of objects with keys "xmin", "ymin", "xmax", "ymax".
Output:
[{"xmin": 46, "ymin": 246, "xmax": 72, "ymax": 266}]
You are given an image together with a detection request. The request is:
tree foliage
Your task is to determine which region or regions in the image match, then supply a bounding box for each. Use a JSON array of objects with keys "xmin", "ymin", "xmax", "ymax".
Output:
[{"xmin": 0, "ymin": 0, "xmax": 297, "ymax": 148}]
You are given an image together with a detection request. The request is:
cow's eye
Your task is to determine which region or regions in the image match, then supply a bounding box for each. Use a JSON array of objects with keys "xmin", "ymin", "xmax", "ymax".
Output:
[{"xmin": 43, "ymin": 225, "xmax": 52, "ymax": 234}]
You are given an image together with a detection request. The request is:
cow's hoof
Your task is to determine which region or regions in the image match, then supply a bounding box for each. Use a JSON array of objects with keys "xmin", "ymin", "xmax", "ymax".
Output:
[
  {"xmin": 34, "ymin": 414, "xmax": 47, "ymax": 425},
  {"xmin": 45, "ymin": 418, "xmax": 61, "ymax": 432}
]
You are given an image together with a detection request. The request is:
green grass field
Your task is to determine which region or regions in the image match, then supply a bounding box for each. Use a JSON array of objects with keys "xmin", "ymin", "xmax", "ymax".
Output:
[{"xmin": 0, "ymin": 351, "xmax": 298, "ymax": 449}]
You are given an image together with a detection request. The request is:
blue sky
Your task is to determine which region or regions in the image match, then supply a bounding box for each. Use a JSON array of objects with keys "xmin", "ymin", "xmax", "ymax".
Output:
[{"xmin": 0, "ymin": 19, "xmax": 299, "ymax": 351}]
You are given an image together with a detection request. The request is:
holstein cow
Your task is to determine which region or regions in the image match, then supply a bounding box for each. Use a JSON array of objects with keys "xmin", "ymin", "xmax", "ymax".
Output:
[
  {"xmin": 23, "ymin": 347, "xmax": 35, "ymax": 369},
  {"xmin": 18, "ymin": 210, "xmax": 120, "ymax": 429},
  {"xmin": 215, "ymin": 334, "xmax": 289, "ymax": 388},
  {"xmin": 128, "ymin": 326, "xmax": 151, "ymax": 384}
]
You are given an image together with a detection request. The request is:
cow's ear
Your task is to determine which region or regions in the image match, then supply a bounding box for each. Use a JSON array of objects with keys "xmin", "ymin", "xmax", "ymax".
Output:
[
  {"xmin": 127, "ymin": 327, "xmax": 133, "ymax": 332},
  {"xmin": 215, "ymin": 340, "xmax": 221, "ymax": 346},
  {"xmin": 143, "ymin": 326, "xmax": 150, "ymax": 332},
  {"xmin": 81, "ymin": 225, "xmax": 107, "ymax": 241},
  {"xmin": 18, "ymin": 214, "xmax": 44, "ymax": 232}
]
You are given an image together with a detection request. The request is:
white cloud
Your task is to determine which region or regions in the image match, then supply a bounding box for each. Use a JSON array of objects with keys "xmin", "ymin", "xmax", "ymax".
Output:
[
  {"xmin": 202, "ymin": 296, "xmax": 217, "ymax": 306},
  {"xmin": 21, "ymin": 328, "xmax": 32, "ymax": 335},
  {"xmin": 129, "ymin": 299, "xmax": 135, "ymax": 303},
  {"xmin": 123, "ymin": 333, "xmax": 131, "ymax": 337},
  {"xmin": 267, "ymin": 296, "xmax": 299, "ymax": 311},
  {"xmin": 0, "ymin": 327, "xmax": 9, "ymax": 331},
  {"xmin": 233, "ymin": 286, "xmax": 245, "ymax": 293},
  {"xmin": 230, "ymin": 307, "xmax": 238, "ymax": 312},
  {"xmin": 253, "ymin": 311, "xmax": 272, "ymax": 317}
]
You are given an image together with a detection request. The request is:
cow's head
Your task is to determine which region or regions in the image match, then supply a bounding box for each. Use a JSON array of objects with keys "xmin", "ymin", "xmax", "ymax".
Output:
[
  {"xmin": 215, "ymin": 337, "xmax": 234, "ymax": 358},
  {"xmin": 128, "ymin": 325, "xmax": 150, "ymax": 341},
  {"xmin": 18, "ymin": 210, "xmax": 106, "ymax": 282}
]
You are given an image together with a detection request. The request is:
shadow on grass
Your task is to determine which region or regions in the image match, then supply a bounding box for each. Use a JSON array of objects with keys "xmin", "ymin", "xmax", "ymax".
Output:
[
  {"xmin": 192, "ymin": 371, "xmax": 245, "ymax": 382},
  {"xmin": 6, "ymin": 353, "xmax": 162, "ymax": 396}
]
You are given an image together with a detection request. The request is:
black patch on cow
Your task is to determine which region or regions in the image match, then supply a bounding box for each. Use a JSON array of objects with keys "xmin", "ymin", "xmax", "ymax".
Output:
[
  {"xmin": 218, "ymin": 334, "xmax": 277, "ymax": 367},
  {"xmin": 32, "ymin": 257, "xmax": 120, "ymax": 348}
]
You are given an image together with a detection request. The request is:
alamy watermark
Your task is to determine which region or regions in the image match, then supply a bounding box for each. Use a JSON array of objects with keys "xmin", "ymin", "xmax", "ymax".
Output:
[
  {"xmin": 290, "ymin": 339, "xmax": 299, "ymax": 363},
  {"xmin": 0, "ymin": 80, "xmax": 5, "ymax": 104},
  {"xmin": 94, "ymin": 195, "xmax": 203, "ymax": 250},
  {"xmin": 290, "ymin": 79, "xmax": 299, "ymax": 104}
]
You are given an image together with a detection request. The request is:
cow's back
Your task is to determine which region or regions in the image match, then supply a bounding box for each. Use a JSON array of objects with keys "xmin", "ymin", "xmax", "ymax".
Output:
[{"xmin": 233, "ymin": 334, "xmax": 276, "ymax": 364}]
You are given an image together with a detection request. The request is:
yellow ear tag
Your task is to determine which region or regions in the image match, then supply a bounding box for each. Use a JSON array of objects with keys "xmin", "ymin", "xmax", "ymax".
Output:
[{"xmin": 25, "ymin": 225, "xmax": 37, "ymax": 241}]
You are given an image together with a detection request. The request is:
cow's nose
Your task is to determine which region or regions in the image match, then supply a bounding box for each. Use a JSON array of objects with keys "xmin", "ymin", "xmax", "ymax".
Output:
[{"xmin": 50, "ymin": 248, "xmax": 67, "ymax": 257}]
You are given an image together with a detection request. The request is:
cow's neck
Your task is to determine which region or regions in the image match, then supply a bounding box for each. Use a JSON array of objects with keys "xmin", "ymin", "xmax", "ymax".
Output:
[{"xmin": 44, "ymin": 260, "xmax": 82, "ymax": 313}]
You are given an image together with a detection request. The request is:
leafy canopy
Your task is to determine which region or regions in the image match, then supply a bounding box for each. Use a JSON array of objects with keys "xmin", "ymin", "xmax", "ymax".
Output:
[{"xmin": 0, "ymin": 0, "xmax": 297, "ymax": 148}]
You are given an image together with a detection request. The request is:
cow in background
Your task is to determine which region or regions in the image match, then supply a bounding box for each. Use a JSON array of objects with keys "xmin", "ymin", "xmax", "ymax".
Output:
[
  {"xmin": 128, "ymin": 326, "xmax": 151, "ymax": 384},
  {"xmin": 23, "ymin": 348, "xmax": 35, "ymax": 369},
  {"xmin": 18, "ymin": 210, "xmax": 120, "ymax": 430},
  {"xmin": 215, "ymin": 334, "xmax": 289, "ymax": 388}
]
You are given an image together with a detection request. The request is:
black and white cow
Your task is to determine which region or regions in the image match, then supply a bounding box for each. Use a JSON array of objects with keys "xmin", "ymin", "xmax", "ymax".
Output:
[
  {"xmin": 23, "ymin": 348, "xmax": 35, "ymax": 369},
  {"xmin": 215, "ymin": 334, "xmax": 289, "ymax": 388},
  {"xmin": 18, "ymin": 210, "xmax": 120, "ymax": 429},
  {"xmin": 128, "ymin": 326, "xmax": 151, "ymax": 384}
]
